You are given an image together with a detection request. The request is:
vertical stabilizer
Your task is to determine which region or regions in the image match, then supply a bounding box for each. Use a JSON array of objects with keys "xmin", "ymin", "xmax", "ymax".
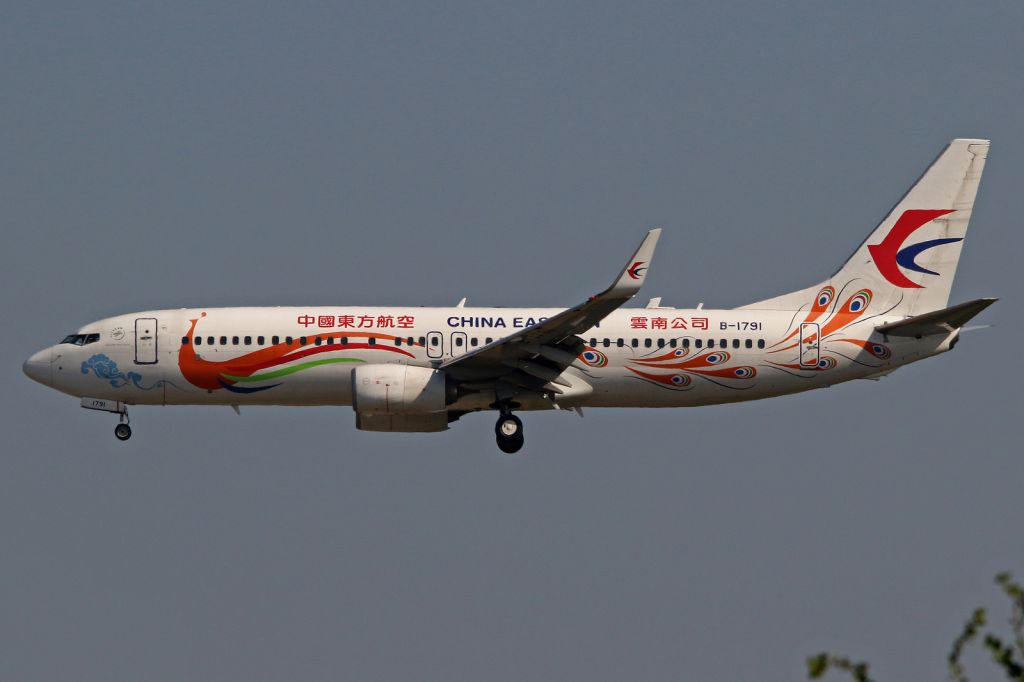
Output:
[{"xmin": 741, "ymin": 139, "xmax": 989, "ymax": 316}]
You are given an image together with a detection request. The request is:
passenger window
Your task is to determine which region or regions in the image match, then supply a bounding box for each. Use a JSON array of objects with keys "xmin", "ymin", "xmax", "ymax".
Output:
[
  {"xmin": 341, "ymin": 337, "xmax": 348, "ymax": 345},
  {"xmin": 369, "ymin": 338, "xmax": 376, "ymax": 345},
  {"xmin": 602, "ymin": 339, "xmax": 610, "ymax": 348},
  {"xmin": 695, "ymin": 339, "xmax": 703, "ymax": 348},
  {"xmin": 644, "ymin": 338, "xmax": 652, "ymax": 348},
  {"xmin": 272, "ymin": 336, "xmax": 279, "ymax": 345},
  {"xmin": 485, "ymin": 337, "xmax": 493, "ymax": 344},
  {"xmin": 194, "ymin": 336, "xmax": 202, "ymax": 346},
  {"xmin": 657, "ymin": 338, "xmax": 665, "ymax": 348},
  {"xmin": 244, "ymin": 336, "xmax": 252, "ymax": 345},
  {"xmin": 669, "ymin": 339, "xmax": 677, "ymax": 348},
  {"xmin": 407, "ymin": 337, "xmax": 414, "ymax": 345},
  {"xmin": 682, "ymin": 338, "xmax": 690, "ymax": 348},
  {"xmin": 299, "ymin": 336, "xmax": 307, "ymax": 346},
  {"xmin": 285, "ymin": 336, "xmax": 293, "ymax": 345},
  {"xmin": 455, "ymin": 337, "xmax": 463, "ymax": 347},
  {"xmin": 257, "ymin": 336, "xmax": 265, "ymax": 345},
  {"xmin": 431, "ymin": 337, "xmax": 439, "ymax": 346},
  {"xmin": 616, "ymin": 339, "xmax": 624, "ymax": 347},
  {"xmin": 326, "ymin": 337, "xmax": 334, "ymax": 345},
  {"xmin": 395, "ymin": 338, "xmax": 402, "ymax": 346},
  {"xmin": 181, "ymin": 336, "xmax": 190, "ymax": 345},
  {"xmin": 471, "ymin": 338, "xmax": 479, "ymax": 347},
  {"xmin": 707, "ymin": 339, "xmax": 715, "ymax": 348},
  {"xmin": 420, "ymin": 337, "xmax": 427, "ymax": 345},
  {"xmin": 232, "ymin": 336, "xmax": 239, "ymax": 345},
  {"xmin": 220, "ymin": 336, "xmax": 227, "ymax": 345},
  {"xmin": 757, "ymin": 339, "xmax": 765, "ymax": 349},
  {"xmin": 745, "ymin": 339, "xmax": 752, "ymax": 349},
  {"xmin": 207, "ymin": 336, "xmax": 214, "ymax": 345},
  {"xmin": 314, "ymin": 337, "xmax": 322, "ymax": 346},
  {"xmin": 732, "ymin": 339, "xmax": 740, "ymax": 348},
  {"xmin": 631, "ymin": 339, "xmax": 639, "ymax": 348}
]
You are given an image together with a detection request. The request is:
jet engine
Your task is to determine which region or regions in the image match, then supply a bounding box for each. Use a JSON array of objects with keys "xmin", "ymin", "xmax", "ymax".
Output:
[{"xmin": 351, "ymin": 365, "xmax": 457, "ymax": 432}]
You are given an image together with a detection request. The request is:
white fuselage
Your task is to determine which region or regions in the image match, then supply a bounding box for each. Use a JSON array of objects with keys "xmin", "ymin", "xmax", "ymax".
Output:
[{"xmin": 27, "ymin": 304, "xmax": 955, "ymax": 412}]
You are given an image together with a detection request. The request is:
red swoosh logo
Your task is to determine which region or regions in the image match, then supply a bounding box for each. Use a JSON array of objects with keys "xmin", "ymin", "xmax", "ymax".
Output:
[
  {"xmin": 867, "ymin": 209, "xmax": 954, "ymax": 288},
  {"xmin": 627, "ymin": 261, "xmax": 646, "ymax": 280}
]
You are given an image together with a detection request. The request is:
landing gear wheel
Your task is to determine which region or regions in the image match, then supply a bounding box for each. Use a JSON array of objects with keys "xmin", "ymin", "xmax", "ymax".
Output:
[
  {"xmin": 495, "ymin": 414, "xmax": 524, "ymax": 454},
  {"xmin": 114, "ymin": 423, "xmax": 132, "ymax": 441}
]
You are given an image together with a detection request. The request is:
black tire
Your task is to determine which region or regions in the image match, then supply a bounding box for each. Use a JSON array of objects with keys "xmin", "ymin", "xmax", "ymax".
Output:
[
  {"xmin": 114, "ymin": 423, "xmax": 132, "ymax": 441},
  {"xmin": 497, "ymin": 433, "xmax": 524, "ymax": 454},
  {"xmin": 495, "ymin": 414, "xmax": 524, "ymax": 453}
]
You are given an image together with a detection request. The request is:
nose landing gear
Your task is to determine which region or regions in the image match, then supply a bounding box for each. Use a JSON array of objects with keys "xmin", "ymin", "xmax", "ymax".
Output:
[
  {"xmin": 495, "ymin": 411, "xmax": 524, "ymax": 454},
  {"xmin": 80, "ymin": 398, "xmax": 133, "ymax": 442},
  {"xmin": 113, "ymin": 407, "xmax": 132, "ymax": 441}
]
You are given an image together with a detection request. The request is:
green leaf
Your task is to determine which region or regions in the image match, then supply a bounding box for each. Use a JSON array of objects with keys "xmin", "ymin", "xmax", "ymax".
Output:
[{"xmin": 807, "ymin": 653, "xmax": 828, "ymax": 678}]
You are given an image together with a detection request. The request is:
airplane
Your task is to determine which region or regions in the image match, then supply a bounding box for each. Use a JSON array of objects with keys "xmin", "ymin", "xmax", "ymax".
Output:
[{"xmin": 23, "ymin": 139, "xmax": 996, "ymax": 453}]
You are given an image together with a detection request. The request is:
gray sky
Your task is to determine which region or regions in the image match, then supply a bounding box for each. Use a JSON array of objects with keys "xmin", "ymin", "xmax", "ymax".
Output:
[{"xmin": 2, "ymin": 2, "xmax": 1021, "ymax": 680}]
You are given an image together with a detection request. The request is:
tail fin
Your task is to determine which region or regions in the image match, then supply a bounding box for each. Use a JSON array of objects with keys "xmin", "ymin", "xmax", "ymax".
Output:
[{"xmin": 741, "ymin": 139, "xmax": 990, "ymax": 315}]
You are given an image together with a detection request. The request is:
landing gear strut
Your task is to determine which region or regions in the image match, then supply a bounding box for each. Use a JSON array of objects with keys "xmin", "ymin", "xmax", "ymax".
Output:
[{"xmin": 495, "ymin": 411, "xmax": 524, "ymax": 454}]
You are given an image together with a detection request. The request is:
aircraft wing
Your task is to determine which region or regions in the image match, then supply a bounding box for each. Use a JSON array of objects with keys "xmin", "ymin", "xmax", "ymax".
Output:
[{"xmin": 440, "ymin": 229, "xmax": 661, "ymax": 399}]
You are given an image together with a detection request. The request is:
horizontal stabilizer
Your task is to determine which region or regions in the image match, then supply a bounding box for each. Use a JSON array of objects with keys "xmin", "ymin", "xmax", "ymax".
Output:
[{"xmin": 875, "ymin": 298, "xmax": 997, "ymax": 337}]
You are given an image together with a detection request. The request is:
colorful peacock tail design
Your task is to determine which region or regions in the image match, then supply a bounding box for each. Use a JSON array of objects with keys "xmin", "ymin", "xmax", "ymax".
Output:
[
  {"xmin": 626, "ymin": 348, "xmax": 756, "ymax": 390},
  {"xmin": 835, "ymin": 338, "xmax": 892, "ymax": 360},
  {"xmin": 770, "ymin": 285, "xmax": 836, "ymax": 350},
  {"xmin": 818, "ymin": 289, "xmax": 872, "ymax": 338},
  {"xmin": 763, "ymin": 280, "xmax": 889, "ymax": 378},
  {"xmin": 578, "ymin": 347, "xmax": 609, "ymax": 367}
]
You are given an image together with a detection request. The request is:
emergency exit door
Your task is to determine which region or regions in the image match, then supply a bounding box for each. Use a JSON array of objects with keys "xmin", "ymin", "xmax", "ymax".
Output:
[
  {"xmin": 135, "ymin": 317, "xmax": 158, "ymax": 364},
  {"xmin": 425, "ymin": 331, "xmax": 444, "ymax": 359},
  {"xmin": 799, "ymin": 322, "xmax": 819, "ymax": 368}
]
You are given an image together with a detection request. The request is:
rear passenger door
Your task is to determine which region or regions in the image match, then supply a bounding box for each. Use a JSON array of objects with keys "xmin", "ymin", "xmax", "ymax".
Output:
[{"xmin": 799, "ymin": 322, "xmax": 819, "ymax": 368}]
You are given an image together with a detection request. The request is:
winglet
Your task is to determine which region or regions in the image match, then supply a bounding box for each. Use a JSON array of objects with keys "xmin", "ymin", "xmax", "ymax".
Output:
[{"xmin": 608, "ymin": 228, "xmax": 661, "ymax": 297}]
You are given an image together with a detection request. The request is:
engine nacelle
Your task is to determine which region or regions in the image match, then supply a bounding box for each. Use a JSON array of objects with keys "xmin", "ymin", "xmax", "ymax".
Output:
[{"xmin": 351, "ymin": 364, "xmax": 453, "ymax": 416}]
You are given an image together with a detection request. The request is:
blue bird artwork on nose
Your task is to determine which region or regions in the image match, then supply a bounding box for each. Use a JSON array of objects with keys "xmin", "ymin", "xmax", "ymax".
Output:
[{"xmin": 81, "ymin": 354, "xmax": 161, "ymax": 390}]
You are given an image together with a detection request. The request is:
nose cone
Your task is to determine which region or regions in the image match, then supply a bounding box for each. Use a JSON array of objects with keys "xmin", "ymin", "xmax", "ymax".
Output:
[{"xmin": 23, "ymin": 348, "xmax": 52, "ymax": 386}]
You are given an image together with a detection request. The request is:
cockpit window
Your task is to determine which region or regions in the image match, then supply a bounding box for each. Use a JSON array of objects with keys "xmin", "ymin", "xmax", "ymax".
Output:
[{"xmin": 60, "ymin": 333, "xmax": 100, "ymax": 346}]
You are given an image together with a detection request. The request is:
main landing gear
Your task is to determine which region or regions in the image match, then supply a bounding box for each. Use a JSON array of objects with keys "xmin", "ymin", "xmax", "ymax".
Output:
[{"xmin": 495, "ymin": 410, "xmax": 524, "ymax": 454}]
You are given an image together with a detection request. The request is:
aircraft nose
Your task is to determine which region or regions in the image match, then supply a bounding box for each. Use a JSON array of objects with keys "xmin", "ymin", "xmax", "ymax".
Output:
[{"xmin": 23, "ymin": 348, "xmax": 52, "ymax": 386}]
